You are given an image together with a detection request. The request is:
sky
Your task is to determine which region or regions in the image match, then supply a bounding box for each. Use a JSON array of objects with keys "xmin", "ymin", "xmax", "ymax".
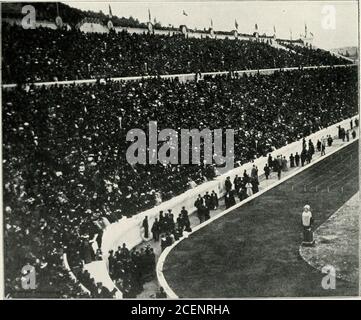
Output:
[{"xmin": 65, "ymin": 1, "xmax": 358, "ymax": 49}]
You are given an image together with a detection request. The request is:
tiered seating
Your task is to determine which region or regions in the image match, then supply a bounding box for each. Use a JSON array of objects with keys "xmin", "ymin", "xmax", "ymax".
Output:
[
  {"xmin": 3, "ymin": 65, "xmax": 357, "ymax": 297},
  {"xmin": 2, "ymin": 23, "xmax": 350, "ymax": 84}
]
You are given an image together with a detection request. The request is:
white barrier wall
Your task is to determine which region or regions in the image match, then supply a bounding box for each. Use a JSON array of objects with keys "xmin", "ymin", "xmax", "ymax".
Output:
[
  {"xmin": 79, "ymin": 22, "xmax": 109, "ymax": 34},
  {"xmin": 2, "ymin": 18, "xmax": 71, "ymax": 30},
  {"xmin": 2, "ymin": 64, "xmax": 355, "ymax": 90}
]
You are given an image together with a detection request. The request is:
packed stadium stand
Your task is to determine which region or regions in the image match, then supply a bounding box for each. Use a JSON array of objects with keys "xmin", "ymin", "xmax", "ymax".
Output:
[
  {"xmin": 2, "ymin": 2, "xmax": 358, "ymax": 299},
  {"xmin": 3, "ymin": 66, "xmax": 357, "ymax": 297},
  {"xmin": 2, "ymin": 22, "xmax": 350, "ymax": 83}
]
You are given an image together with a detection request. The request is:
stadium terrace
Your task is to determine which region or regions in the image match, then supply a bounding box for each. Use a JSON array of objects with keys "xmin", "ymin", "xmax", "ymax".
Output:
[{"xmin": 2, "ymin": 1, "xmax": 359, "ymax": 300}]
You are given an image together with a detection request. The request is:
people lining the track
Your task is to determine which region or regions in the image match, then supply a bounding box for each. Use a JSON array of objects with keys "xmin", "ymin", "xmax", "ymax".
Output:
[
  {"xmin": 2, "ymin": 22, "xmax": 350, "ymax": 84},
  {"xmin": 107, "ymin": 243, "xmax": 156, "ymax": 298},
  {"xmin": 3, "ymin": 65, "xmax": 358, "ymax": 298}
]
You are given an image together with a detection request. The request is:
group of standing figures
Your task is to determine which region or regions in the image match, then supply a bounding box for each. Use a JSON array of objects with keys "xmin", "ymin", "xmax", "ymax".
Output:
[
  {"xmin": 265, "ymin": 138, "xmax": 317, "ymax": 181},
  {"xmin": 194, "ymin": 190, "xmax": 220, "ymax": 223},
  {"xmin": 142, "ymin": 207, "xmax": 193, "ymax": 252},
  {"xmin": 225, "ymin": 165, "xmax": 261, "ymax": 208}
]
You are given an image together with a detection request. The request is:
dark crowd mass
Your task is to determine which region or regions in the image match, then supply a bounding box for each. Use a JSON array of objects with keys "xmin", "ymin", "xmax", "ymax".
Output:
[
  {"xmin": 3, "ymin": 62, "xmax": 357, "ymax": 297},
  {"xmin": 2, "ymin": 22, "xmax": 349, "ymax": 84}
]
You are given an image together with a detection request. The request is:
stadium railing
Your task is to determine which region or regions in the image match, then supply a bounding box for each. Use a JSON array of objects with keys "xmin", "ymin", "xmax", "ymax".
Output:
[{"xmin": 1, "ymin": 64, "xmax": 355, "ymax": 90}]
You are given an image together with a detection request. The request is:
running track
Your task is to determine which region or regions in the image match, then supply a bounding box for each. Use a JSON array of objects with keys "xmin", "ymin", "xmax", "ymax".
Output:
[{"xmin": 163, "ymin": 140, "xmax": 359, "ymax": 297}]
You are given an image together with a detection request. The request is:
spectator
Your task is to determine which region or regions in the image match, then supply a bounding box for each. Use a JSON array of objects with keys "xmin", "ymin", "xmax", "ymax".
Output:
[
  {"xmin": 264, "ymin": 163, "xmax": 271, "ymax": 179},
  {"xmin": 225, "ymin": 177, "xmax": 232, "ymax": 192},
  {"xmin": 156, "ymin": 286, "xmax": 167, "ymax": 298},
  {"xmin": 204, "ymin": 191, "xmax": 212, "ymax": 209},
  {"xmin": 289, "ymin": 154, "xmax": 295, "ymax": 168},
  {"xmin": 224, "ymin": 191, "xmax": 236, "ymax": 209},
  {"xmin": 245, "ymin": 181, "xmax": 253, "ymax": 197},
  {"xmin": 321, "ymin": 142, "xmax": 326, "ymax": 156},
  {"xmin": 151, "ymin": 218, "xmax": 160, "ymax": 241},
  {"xmin": 282, "ymin": 156, "xmax": 288, "ymax": 171},
  {"xmin": 142, "ymin": 216, "xmax": 149, "ymax": 239},
  {"xmin": 295, "ymin": 152, "xmax": 300, "ymax": 166}
]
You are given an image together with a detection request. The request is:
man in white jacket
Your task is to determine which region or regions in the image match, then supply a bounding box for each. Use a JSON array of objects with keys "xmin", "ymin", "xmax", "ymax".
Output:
[
  {"xmin": 302, "ymin": 205, "xmax": 314, "ymax": 246},
  {"xmin": 302, "ymin": 205, "xmax": 313, "ymax": 229}
]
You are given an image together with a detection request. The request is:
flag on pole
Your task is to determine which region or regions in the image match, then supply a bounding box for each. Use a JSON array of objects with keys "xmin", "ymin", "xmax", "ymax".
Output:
[
  {"xmin": 211, "ymin": 19, "xmax": 213, "ymax": 28},
  {"xmin": 183, "ymin": 10, "xmax": 188, "ymax": 16},
  {"xmin": 255, "ymin": 23, "xmax": 258, "ymax": 31},
  {"xmin": 235, "ymin": 19, "xmax": 238, "ymax": 30},
  {"xmin": 148, "ymin": 9, "xmax": 151, "ymax": 22},
  {"xmin": 273, "ymin": 25, "xmax": 276, "ymax": 34},
  {"xmin": 109, "ymin": 5, "xmax": 112, "ymax": 19},
  {"xmin": 305, "ymin": 23, "xmax": 307, "ymax": 37}
]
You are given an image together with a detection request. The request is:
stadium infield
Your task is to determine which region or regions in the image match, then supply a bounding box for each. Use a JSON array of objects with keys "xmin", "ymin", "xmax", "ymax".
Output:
[{"xmin": 163, "ymin": 140, "xmax": 359, "ymax": 297}]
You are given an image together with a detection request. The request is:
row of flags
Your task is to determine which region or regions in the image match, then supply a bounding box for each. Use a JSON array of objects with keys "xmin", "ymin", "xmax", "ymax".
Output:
[{"xmin": 107, "ymin": 5, "xmax": 313, "ymax": 39}]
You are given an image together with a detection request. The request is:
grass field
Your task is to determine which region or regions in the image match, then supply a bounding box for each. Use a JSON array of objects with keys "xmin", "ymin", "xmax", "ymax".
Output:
[
  {"xmin": 300, "ymin": 192, "xmax": 359, "ymax": 284},
  {"xmin": 163, "ymin": 140, "xmax": 359, "ymax": 297}
]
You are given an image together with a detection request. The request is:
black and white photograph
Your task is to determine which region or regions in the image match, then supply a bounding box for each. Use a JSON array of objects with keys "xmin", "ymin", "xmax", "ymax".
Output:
[{"xmin": 0, "ymin": 0, "xmax": 359, "ymax": 301}]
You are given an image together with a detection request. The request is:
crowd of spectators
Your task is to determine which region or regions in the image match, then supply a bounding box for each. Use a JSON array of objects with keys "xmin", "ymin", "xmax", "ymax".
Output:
[
  {"xmin": 107, "ymin": 208, "xmax": 193, "ymax": 296},
  {"xmin": 278, "ymin": 41, "xmax": 353, "ymax": 64},
  {"xmin": 3, "ymin": 65, "xmax": 357, "ymax": 298},
  {"xmin": 2, "ymin": 23, "xmax": 350, "ymax": 84},
  {"xmin": 108, "ymin": 244, "xmax": 156, "ymax": 298}
]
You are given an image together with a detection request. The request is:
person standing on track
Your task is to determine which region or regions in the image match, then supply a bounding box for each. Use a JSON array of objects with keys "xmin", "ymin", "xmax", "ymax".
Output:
[
  {"xmin": 151, "ymin": 218, "xmax": 160, "ymax": 241},
  {"xmin": 268, "ymin": 154, "xmax": 273, "ymax": 168},
  {"xmin": 321, "ymin": 141, "xmax": 326, "ymax": 156},
  {"xmin": 302, "ymin": 205, "xmax": 313, "ymax": 228},
  {"xmin": 251, "ymin": 165, "xmax": 258, "ymax": 181},
  {"xmin": 246, "ymin": 181, "xmax": 253, "ymax": 197},
  {"xmin": 282, "ymin": 156, "xmax": 288, "ymax": 171},
  {"xmin": 289, "ymin": 153, "xmax": 295, "ymax": 168},
  {"xmin": 210, "ymin": 190, "xmax": 219, "ymax": 209},
  {"xmin": 308, "ymin": 140, "xmax": 315, "ymax": 156},
  {"xmin": 225, "ymin": 176, "xmax": 232, "ymax": 192},
  {"xmin": 327, "ymin": 135, "xmax": 333, "ymax": 147},
  {"xmin": 302, "ymin": 205, "xmax": 314, "ymax": 245},
  {"xmin": 264, "ymin": 163, "xmax": 271, "ymax": 179},
  {"xmin": 300, "ymin": 149, "xmax": 307, "ymax": 166},
  {"xmin": 352, "ymin": 130, "xmax": 356, "ymax": 139},
  {"xmin": 295, "ymin": 152, "xmax": 300, "ymax": 166},
  {"xmin": 142, "ymin": 216, "xmax": 149, "ymax": 239},
  {"xmin": 194, "ymin": 195, "xmax": 204, "ymax": 223}
]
